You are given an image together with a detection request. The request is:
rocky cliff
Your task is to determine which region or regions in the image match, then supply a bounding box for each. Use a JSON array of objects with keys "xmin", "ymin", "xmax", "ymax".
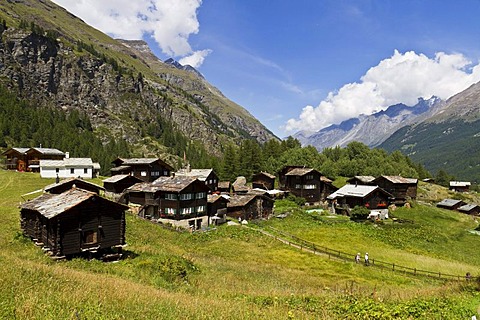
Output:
[{"xmin": 0, "ymin": 0, "xmax": 276, "ymax": 157}]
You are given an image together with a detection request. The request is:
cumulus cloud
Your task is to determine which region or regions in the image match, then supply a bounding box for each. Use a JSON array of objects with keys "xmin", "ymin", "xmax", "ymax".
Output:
[
  {"xmin": 285, "ymin": 50, "xmax": 480, "ymax": 133},
  {"xmin": 179, "ymin": 49, "xmax": 212, "ymax": 68},
  {"xmin": 51, "ymin": 0, "xmax": 211, "ymax": 66}
]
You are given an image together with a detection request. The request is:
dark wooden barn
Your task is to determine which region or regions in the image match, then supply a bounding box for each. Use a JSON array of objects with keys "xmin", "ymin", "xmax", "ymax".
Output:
[
  {"xmin": 449, "ymin": 181, "xmax": 471, "ymax": 193},
  {"xmin": 278, "ymin": 165, "xmax": 304, "ymax": 188},
  {"xmin": 458, "ymin": 204, "xmax": 480, "ymax": 215},
  {"xmin": 44, "ymin": 178, "xmax": 105, "ymax": 195},
  {"xmin": 436, "ymin": 199, "xmax": 466, "ymax": 211},
  {"xmin": 226, "ymin": 194, "xmax": 274, "ymax": 221},
  {"xmin": 327, "ymin": 184, "xmax": 392, "ymax": 211},
  {"xmin": 103, "ymin": 174, "xmax": 143, "ymax": 194},
  {"xmin": 372, "ymin": 176, "xmax": 418, "ymax": 204},
  {"xmin": 252, "ymin": 172, "xmax": 276, "ymax": 190},
  {"xmin": 207, "ymin": 194, "xmax": 229, "ymax": 225},
  {"xmin": 281, "ymin": 167, "xmax": 334, "ymax": 204},
  {"xmin": 20, "ymin": 188, "xmax": 127, "ymax": 258},
  {"xmin": 110, "ymin": 158, "xmax": 173, "ymax": 182},
  {"xmin": 125, "ymin": 176, "xmax": 211, "ymax": 230}
]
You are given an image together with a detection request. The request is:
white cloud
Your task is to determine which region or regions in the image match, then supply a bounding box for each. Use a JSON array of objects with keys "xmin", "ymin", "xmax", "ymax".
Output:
[
  {"xmin": 285, "ymin": 50, "xmax": 480, "ymax": 133},
  {"xmin": 51, "ymin": 0, "xmax": 211, "ymax": 66},
  {"xmin": 179, "ymin": 49, "xmax": 212, "ymax": 68}
]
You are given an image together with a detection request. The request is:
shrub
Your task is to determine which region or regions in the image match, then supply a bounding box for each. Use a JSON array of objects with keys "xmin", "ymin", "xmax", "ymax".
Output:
[
  {"xmin": 350, "ymin": 205, "xmax": 370, "ymax": 221},
  {"xmin": 286, "ymin": 194, "xmax": 307, "ymax": 206}
]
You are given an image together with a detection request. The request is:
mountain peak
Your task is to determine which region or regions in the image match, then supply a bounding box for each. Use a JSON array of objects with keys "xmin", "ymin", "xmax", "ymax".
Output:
[
  {"xmin": 295, "ymin": 96, "xmax": 444, "ymax": 150},
  {"xmin": 164, "ymin": 58, "xmax": 204, "ymax": 78}
]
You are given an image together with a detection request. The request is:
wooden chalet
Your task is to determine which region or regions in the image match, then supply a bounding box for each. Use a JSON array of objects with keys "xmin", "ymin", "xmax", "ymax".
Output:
[
  {"xmin": 175, "ymin": 168, "xmax": 219, "ymax": 193},
  {"xmin": 103, "ymin": 174, "xmax": 143, "ymax": 194},
  {"xmin": 217, "ymin": 181, "xmax": 231, "ymax": 194},
  {"xmin": 125, "ymin": 176, "xmax": 210, "ymax": 230},
  {"xmin": 226, "ymin": 194, "xmax": 274, "ymax": 221},
  {"xmin": 458, "ymin": 204, "xmax": 480, "ymax": 215},
  {"xmin": 436, "ymin": 199, "xmax": 466, "ymax": 210},
  {"xmin": 110, "ymin": 158, "xmax": 173, "ymax": 182},
  {"xmin": 372, "ymin": 176, "xmax": 418, "ymax": 204},
  {"xmin": 449, "ymin": 181, "xmax": 471, "ymax": 193},
  {"xmin": 346, "ymin": 176, "xmax": 375, "ymax": 186},
  {"xmin": 20, "ymin": 188, "xmax": 127, "ymax": 258},
  {"xmin": 2, "ymin": 147, "xmax": 29, "ymax": 171},
  {"xmin": 207, "ymin": 194, "xmax": 229, "ymax": 225},
  {"xmin": 278, "ymin": 165, "xmax": 304, "ymax": 188},
  {"xmin": 44, "ymin": 178, "xmax": 104, "ymax": 195},
  {"xmin": 252, "ymin": 172, "xmax": 276, "ymax": 190},
  {"xmin": 327, "ymin": 184, "xmax": 392, "ymax": 211},
  {"xmin": 281, "ymin": 167, "xmax": 334, "ymax": 204},
  {"xmin": 25, "ymin": 148, "xmax": 65, "ymax": 172},
  {"xmin": 2, "ymin": 147, "xmax": 64, "ymax": 172}
]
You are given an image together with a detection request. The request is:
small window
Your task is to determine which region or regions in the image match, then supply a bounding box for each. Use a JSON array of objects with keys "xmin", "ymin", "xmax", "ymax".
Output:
[
  {"xmin": 180, "ymin": 207, "xmax": 194, "ymax": 215},
  {"xmin": 152, "ymin": 171, "xmax": 160, "ymax": 177},
  {"xmin": 165, "ymin": 193, "xmax": 177, "ymax": 200},
  {"xmin": 180, "ymin": 193, "xmax": 193, "ymax": 201},
  {"xmin": 141, "ymin": 171, "xmax": 147, "ymax": 177},
  {"xmin": 306, "ymin": 174, "xmax": 314, "ymax": 180},
  {"xmin": 197, "ymin": 205, "xmax": 206, "ymax": 213},
  {"xmin": 84, "ymin": 168, "xmax": 88, "ymax": 174},
  {"xmin": 70, "ymin": 168, "xmax": 75, "ymax": 174},
  {"xmin": 295, "ymin": 184, "xmax": 302, "ymax": 189},
  {"xmin": 83, "ymin": 230, "xmax": 98, "ymax": 245},
  {"xmin": 304, "ymin": 184, "xmax": 316, "ymax": 189},
  {"xmin": 196, "ymin": 192, "xmax": 206, "ymax": 199},
  {"xmin": 55, "ymin": 168, "xmax": 59, "ymax": 173},
  {"xmin": 165, "ymin": 207, "xmax": 176, "ymax": 215},
  {"xmin": 163, "ymin": 170, "xmax": 169, "ymax": 176}
]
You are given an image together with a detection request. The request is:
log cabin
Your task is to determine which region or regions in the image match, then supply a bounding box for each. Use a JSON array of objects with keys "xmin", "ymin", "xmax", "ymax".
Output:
[
  {"xmin": 280, "ymin": 167, "xmax": 335, "ymax": 204},
  {"xmin": 2, "ymin": 147, "xmax": 64, "ymax": 172},
  {"xmin": 44, "ymin": 177, "xmax": 104, "ymax": 195},
  {"xmin": 372, "ymin": 175, "xmax": 418, "ymax": 204},
  {"xmin": 110, "ymin": 158, "xmax": 173, "ymax": 182},
  {"xmin": 252, "ymin": 172, "xmax": 276, "ymax": 190},
  {"xmin": 20, "ymin": 188, "xmax": 127, "ymax": 259},
  {"xmin": 226, "ymin": 194, "xmax": 274, "ymax": 221},
  {"xmin": 327, "ymin": 184, "xmax": 392, "ymax": 212},
  {"xmin": 125, "ymin": 176, "xmax": 210, "ymax": 230}
]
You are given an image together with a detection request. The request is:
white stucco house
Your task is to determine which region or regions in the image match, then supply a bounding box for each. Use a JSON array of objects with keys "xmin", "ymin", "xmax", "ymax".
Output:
[{"xmin": 40, "ymin": 157, "xmax": 100, "ymax": 179}]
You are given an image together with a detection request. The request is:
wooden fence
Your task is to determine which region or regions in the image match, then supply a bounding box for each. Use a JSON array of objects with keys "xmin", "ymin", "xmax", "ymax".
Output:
[{"xmin": 255, "ymin": 226, "xmax": 477, "ymax": 282}]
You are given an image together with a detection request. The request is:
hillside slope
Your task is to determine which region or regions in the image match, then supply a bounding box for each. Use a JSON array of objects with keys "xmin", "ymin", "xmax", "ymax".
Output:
[
  {"xmin": 2, "ymin": 171, "xmax": 480, "ymax": 319},
  {"xmin": 380, "ymin": 82, "xmax": 480, "ymax": 182},
  {"xmin": 0, "ymin": 0, "xmax": 276, "ymax": 159}
]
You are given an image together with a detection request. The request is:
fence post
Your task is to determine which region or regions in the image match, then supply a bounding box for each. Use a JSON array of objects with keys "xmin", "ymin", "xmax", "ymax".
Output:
[
  {"xmin": 392, "ymin": 263, "xmax": 395, "ymax": 271},
  {"xmin": 414, "ymin": 268, "xmax": 416, "ymax": 276},
  {"xmin": 439, "ymin": 272, "xmax": 441, "ymax": 278}
]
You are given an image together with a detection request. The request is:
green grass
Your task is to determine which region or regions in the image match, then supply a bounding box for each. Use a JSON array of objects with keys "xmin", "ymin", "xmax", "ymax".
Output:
[{"xmin": 2, "ymin": 170, "xmax": 480, "ymax": 319}]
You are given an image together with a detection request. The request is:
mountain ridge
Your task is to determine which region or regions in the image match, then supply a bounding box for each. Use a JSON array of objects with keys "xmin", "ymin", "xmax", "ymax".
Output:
[
  {"xmin": 0, "ymin": 0, "xmax": 276, "ymax": 161},
  {"xmin": 294, "ymin": 97, "xmax": 444, "ymax": 150}
]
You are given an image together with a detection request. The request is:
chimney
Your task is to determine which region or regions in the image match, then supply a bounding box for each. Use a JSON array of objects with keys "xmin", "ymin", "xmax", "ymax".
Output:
[{"xmin": 65, "ymin": 152, "xmax": 70, "ymax": 159}]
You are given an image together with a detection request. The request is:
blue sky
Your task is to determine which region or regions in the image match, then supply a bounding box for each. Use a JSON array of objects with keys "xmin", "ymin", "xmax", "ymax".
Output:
[{"xmin": 52, "ymin": 0, "xmax": 480, "ymax": 138}]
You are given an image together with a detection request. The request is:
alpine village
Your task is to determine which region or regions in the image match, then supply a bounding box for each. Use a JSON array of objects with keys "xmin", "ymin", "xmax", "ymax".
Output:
[{"xmin": 1, "ymin": 1, "xmax": 480, "ymax": 319}]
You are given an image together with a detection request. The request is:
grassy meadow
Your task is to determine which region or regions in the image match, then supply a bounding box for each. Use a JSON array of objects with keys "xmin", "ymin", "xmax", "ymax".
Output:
[{"xmin": 1, "ymin": 170, "xmax": 480, "ymax": 319}]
